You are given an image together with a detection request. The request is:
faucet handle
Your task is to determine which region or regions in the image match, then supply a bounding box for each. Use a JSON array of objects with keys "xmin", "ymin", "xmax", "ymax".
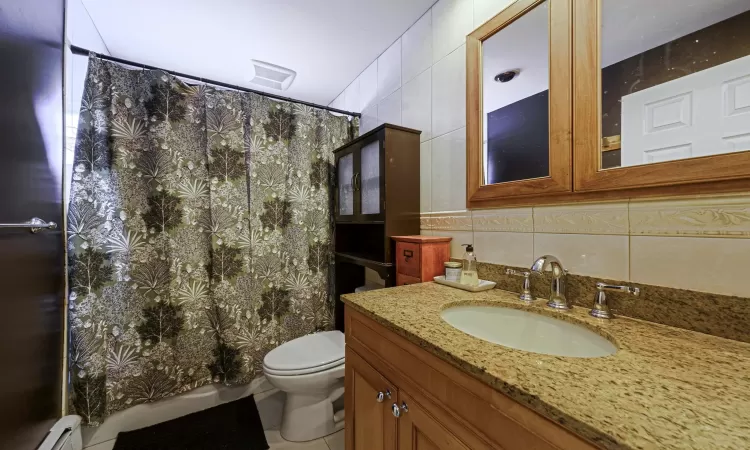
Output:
[
  {"xmin": 596, "ymin": 283, "xmax": 640, "ymax": 295},
  {"xmin": 505, "ymin": 269, "xmax": 533, "ymax": 303},
  {"xmin": 590, "ymin": 282, "xmax": 640, "ymax": 319}
]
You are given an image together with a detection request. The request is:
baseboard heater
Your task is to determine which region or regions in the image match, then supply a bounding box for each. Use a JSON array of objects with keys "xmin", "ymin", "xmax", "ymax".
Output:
[{"xmin": 37, "ymin": 416, "xmax": 82, "ymax": 450}]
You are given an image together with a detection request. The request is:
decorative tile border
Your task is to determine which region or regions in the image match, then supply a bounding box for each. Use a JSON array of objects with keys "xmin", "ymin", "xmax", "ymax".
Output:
[
  {"xmin": 533, "ymin": 202, "xmax": 629, "ymax": 235},
  {"xmin": 475, "ymin": 261, "xmax": 750, "ymax": 344},
  {"xmin": 629, "ymin": 195, "xmax": 750, "ymax": 238},
  {"xmin": 423, "ymin": 211, "xmax": 473, "ymax": 231},
  {"xmin": 420, "ymin": 215, "xmax": 432, "ymax": 230},
  {"xmin": 471, "ymin": 208, "xmax": 533, "ymax": 233},
  {"xmin": 422, "ymin": 193, "xmax": 750, "ymax": 237}
]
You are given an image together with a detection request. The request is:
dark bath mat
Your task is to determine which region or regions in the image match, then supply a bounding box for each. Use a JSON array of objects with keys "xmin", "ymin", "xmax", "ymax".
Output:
[{"xmin": 113, "ymin": 395, "xmax": 269, "ymax": 450}]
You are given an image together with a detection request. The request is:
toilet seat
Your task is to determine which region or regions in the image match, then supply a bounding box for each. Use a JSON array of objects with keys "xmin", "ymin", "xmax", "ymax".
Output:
[
  {"xmin": 263, "ymin": 331, "xmax": 345, "ymax": 376},
  {"xmin": 263, "ymin": 356, "xmax": 344, "ymax": 376}
]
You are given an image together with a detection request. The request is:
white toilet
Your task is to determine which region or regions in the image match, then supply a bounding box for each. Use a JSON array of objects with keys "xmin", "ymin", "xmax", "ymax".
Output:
[{"xmin": 263, "ymin": 330, "xmax": 346, "ymax": 442}]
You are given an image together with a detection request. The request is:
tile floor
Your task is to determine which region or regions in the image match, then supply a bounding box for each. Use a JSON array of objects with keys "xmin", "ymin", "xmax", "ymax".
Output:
[{"xmin": 83, "ymin": 428, "xmax": 344, "ymax": 450}]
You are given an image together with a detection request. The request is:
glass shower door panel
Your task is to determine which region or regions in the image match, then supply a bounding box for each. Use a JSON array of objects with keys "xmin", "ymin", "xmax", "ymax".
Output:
[
  {"xmin": 361, "ymin": 141, "xmax": 381, "ymax": 215},
  {"xmin": 338, "ymin": 153, "xmax": 354, "ymax": 216}
]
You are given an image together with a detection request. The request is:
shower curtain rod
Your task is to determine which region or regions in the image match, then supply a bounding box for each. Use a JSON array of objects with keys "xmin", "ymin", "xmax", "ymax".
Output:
[{"xmin": 69, "ymin": 45, "xmax": 361, "ymax": 118}]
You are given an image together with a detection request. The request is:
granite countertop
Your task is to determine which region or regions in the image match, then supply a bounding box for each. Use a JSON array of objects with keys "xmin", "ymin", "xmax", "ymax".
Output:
[{"xmin": 342, "ymin": 283, "xmax": 750, "ymax": 450}]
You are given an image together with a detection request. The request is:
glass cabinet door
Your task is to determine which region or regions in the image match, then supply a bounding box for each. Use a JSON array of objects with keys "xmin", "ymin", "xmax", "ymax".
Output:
[
  {"xmin": 360, "ymin": 140, "xmax": 381, "ymax": 215},
  {"xmin": 338, "ymin": 152, "xmax": 354, "ymax": 217}
]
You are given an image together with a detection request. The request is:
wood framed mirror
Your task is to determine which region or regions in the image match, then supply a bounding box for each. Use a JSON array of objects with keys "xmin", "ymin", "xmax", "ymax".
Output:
[
  {"xmin": 466, "ymin": 0, "xmax": 573, "ymax": 209},
  {"xmin": 573, "ymin": 0, "xmax": 750, "ymax": 193}
]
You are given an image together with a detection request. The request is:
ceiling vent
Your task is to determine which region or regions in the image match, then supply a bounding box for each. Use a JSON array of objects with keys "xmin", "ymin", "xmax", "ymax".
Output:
[{"xmin": 249, "ymin": 60, "xmax": 296, "ymax": 91}]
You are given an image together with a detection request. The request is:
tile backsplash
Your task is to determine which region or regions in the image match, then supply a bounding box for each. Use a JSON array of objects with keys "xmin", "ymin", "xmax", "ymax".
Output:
[
  {"xmin": 422, "ymin": 194, "xmax": 750, "ymax": 299},
  {"xmin": 475, "ymin": 261, "xmax": 750, "ymax": 344}
]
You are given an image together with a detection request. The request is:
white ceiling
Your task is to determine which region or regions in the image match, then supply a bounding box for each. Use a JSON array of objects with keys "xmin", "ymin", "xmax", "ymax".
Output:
[
  {"xmin": 482, "ymin": 0, "xmax": 750, "ymax": 113},
  {"xmin": 79, "ymin": 0, "xmax": 435, "ymax": 109}
]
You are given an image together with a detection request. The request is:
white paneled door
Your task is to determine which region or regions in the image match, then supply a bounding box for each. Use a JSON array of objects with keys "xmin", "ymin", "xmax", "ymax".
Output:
[{"xmin": 621, "ymin": 54, "xmax": 750, "ymax": 166}]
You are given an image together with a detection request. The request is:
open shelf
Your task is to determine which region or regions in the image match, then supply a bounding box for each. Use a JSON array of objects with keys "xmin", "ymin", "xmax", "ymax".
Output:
[
  {"xmin": 335, "ymin": 223, "xmax": 386, "ymax": 262},
  {"xmin": 335, "ymin": 252, "xmax": 393, "ymax": 271}
]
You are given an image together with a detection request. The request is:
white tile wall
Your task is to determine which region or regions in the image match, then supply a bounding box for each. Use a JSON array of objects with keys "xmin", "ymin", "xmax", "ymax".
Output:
[
  {"xmin": 329, "ymin": 92, "xmax": 345, "ymax": 112},
  {"xmin": 359, "ymin": 61, "xmax": 378, "ymax": 112},
  {"xmin": 420, "ymin": 141, "xmax": 432, "ymax": 212},
  {"xmin": 402, "ymin": 11, "xmax": 433, "ymax": 84},
  {"xmin": 534, "ymin": 233, "xmax": 630, "ymax": 280},
  {"xmin": 377, "ymin": 39, "xmax": 402, "ymax": 102},
  {"xmin": 401, "ymin": 69, "xmax": 432, "ymax": 142},
  {"xmin": 630, "ymin": 236, "xmax": 750, "ymax": 297},
  {"xmin": 360, "ymin": 104, "xmax": 378, "ymax": 134},
  {"xmin": 327, "ymin": 0, "xmax": 512, "ymax": 218},
  {"xmin": 473, "ymin": 231, "xmax": 533, "ymax": 267},
  {"xmin": 343, "ymin": 79, "xmax": 360, "ymax": 114},
  {"xmin": 473, "ymin": 0, "xmax": 515, "ymax": 27},
  {"xmin": 431, "ymin": 128, "xmax": 466, "ymax": 212},
  {"xmin": 431, "ymin": 0, "xmax": 474, "ymax": 64},
  {"xmin": 377, "ymin": 88, "xmax": 402, "ymax": 125},
  {"xmin": 431, "ymin": 44, "xmax": 466, "ymax": 137},
  {"xmin": 441, "ymin": 230, "xmax": 474, "ymax": 257}
]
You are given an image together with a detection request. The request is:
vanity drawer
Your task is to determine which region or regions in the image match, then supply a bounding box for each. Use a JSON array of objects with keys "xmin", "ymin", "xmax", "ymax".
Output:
[
  {"xmin": 395, "ymin": 241, "xmax": 421, "ymax": 278},
  {"xmin": 396, "ymin": 273, "xmax": 421, "ymax": 286}
]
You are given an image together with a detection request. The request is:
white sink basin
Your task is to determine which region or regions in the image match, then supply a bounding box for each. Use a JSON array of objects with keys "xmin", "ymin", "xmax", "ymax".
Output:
[{"xmin": 441, "ymin": 305, "xmax": 616, "ymax": 358}]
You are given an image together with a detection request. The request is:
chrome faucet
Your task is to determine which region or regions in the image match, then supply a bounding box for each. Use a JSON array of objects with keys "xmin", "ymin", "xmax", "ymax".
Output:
[
  {"xmin": 590, "ymin": 282, "xmax": 640, "ymax": 319},
  {"xmin": 530, "ymin": 255, "xmax": 569, "ymax": 310}
]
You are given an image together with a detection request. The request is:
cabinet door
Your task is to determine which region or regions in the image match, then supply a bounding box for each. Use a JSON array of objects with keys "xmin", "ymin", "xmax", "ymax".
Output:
[
  {"xmin": 336, "ymin": 148, "xmax": 356, "ymax": 222},
  {"xmin": 346, "ymin": 348, "xmax": 398, "ymax": 450},
  {"xmin": 397, "ymin": 392, "xmax": 474, "ymax": 450},
  {"xmin": 358, "ymin": 138, "xmax": 385, "ymax": 221}
]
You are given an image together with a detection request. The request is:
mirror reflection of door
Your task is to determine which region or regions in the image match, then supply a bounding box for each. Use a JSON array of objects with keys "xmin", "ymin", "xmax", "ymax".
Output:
[
  {"xmin": 600, "ymin": 0, "xmax": 750, "ymax": 169},
  {"xmin": 482, "ymin": 0, "xmax": 550, "ymax": 185}
]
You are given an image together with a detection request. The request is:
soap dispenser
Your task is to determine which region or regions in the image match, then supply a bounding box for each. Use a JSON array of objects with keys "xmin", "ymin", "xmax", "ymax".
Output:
[{"xmin": 460, "ymin": 244, "xmax": 479, "ymax": 286}]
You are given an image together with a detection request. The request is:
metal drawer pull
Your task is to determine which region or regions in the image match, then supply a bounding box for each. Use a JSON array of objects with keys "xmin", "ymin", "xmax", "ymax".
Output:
[
  {"xmin": 0, "ymin": 217, "xmax": 57, "ymax": 233},
  {"xmin": 403, "ymin": 249, "xmax": 413, "ymax": 259},
  {"xmin": 376, "ymin": 389, "xmax": 391, "ymax": 403},
  {"xmin": 392, "ymin": 402, "xmax": 408, "ymax": 418}
]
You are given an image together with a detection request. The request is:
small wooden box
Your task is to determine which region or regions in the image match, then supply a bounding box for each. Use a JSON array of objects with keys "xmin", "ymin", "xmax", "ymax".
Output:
[{"xmin": 391, "ymin": 236, "xmax": 452, "ymax": 286}]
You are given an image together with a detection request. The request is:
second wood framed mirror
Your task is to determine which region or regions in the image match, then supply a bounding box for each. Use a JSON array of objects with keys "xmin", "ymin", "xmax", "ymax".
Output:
[
  {"xmin": 573, "ymin": 0, "xmax": 750, "ymax": 194},
  {"xmin": 466, "ymin": 0, "xmax": 572, "ymax": 208}
]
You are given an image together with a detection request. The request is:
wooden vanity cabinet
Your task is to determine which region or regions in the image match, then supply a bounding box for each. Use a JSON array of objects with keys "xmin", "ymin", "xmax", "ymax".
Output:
[
  {"xmin": 345, "ymin": 306, "xmax": 599, "ymax": 450},
  {"xmin": 347, "ymin": 349, "xmax": 398, "ymax": 450},
  {"xmin": 397, "ymin": 391, "xmax": 480, "ymax": 450}
]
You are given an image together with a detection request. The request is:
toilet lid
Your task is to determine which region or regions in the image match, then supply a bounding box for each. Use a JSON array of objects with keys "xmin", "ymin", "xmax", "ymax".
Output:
[{"xmin": 263, "ymin": 330, "xmax": 345, "ymax": 372}]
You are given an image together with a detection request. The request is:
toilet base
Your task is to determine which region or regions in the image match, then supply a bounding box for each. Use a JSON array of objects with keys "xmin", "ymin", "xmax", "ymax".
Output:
[{"xmin": 279, "ymin": 384, "xmax": 345, "ymax": 442}]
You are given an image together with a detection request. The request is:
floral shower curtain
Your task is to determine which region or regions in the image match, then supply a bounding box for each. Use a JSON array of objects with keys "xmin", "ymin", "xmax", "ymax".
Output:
[{"xmin": 67, "ymin": 58, "xmax": 356, "ymax": 425}]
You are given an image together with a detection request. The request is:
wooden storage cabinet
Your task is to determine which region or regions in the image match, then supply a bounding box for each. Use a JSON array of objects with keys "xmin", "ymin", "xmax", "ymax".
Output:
[
  {"xmin": 333, "ymin": 124, "xmax": 421, "ymax": 330},
  {"xmin": 345, "ymin": 306, "xmax": 599, "ymax": 450},
  {"xmin": 334, "ymin": 124, "xmax": 420, "ymax": 226},
  {"xmin": 392, "ymin": 236, "xmax": 452, "ymax": 285}
]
